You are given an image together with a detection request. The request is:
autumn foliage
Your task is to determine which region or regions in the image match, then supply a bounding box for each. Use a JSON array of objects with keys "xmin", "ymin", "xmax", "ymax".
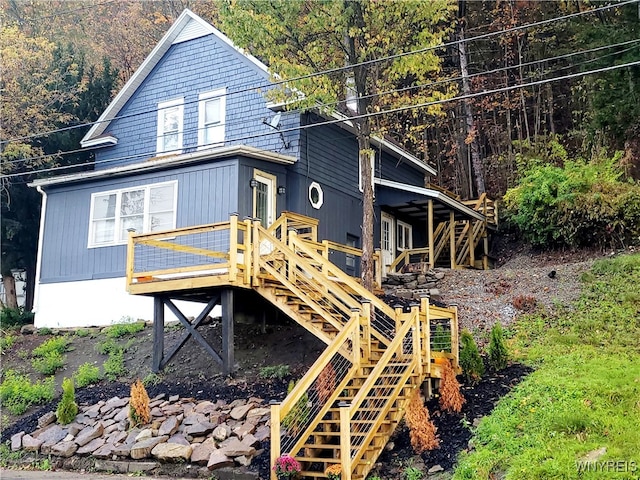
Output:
[
  {"xmin": 405, "ymin": 389, "xmax": 439, "ymax": 453},
  {"xmin": 316, "ymin": 363, "xmax": 337, "ymax": 404},
  {"xmin": 439, "ymin": 359, "xmax": 465, "ymax": 413},
  {"xmin": 129, "ymin": 379, "xmax": 150, "ymax": 427}
]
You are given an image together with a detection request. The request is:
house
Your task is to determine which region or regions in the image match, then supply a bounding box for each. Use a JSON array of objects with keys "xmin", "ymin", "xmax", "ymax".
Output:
[{"xmin": 30, "ymin": 9, "xmax": 494, "ymax": 330}]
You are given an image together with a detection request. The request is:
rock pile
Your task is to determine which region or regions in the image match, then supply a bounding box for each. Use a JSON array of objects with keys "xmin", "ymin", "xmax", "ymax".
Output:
[
  {"xmin": 382, "ymin": 269, "xmax": 446, "ymax": 301},
  {"xmin": 10, "ymin": 394, "xmax": 271, "ymax": 472}
]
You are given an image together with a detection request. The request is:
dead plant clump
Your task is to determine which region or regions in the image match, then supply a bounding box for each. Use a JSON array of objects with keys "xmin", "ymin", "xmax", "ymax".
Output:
[
  {"xmin": 129, "ymin": 379, "xmax": 151, "ymax": 427},
  {"xmin": 439, "ymin": 360, "xmax": 465, "ymax": 413},
  {"xmin": 316, "ymin": 363, "xmax": 336, "ymax": 404},
  {"xmin": 405, "ymin": 389, "xmax": 439, "ymax": 453}
]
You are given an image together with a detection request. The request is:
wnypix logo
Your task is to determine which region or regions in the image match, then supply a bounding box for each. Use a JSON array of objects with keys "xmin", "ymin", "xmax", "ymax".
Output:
[{"xmin": 576, "ymin": 460, "xmax": 637, "ymax": 474}]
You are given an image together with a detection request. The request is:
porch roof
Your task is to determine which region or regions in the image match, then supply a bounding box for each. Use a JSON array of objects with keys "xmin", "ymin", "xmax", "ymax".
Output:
[{"xmin": 374, "ymin": 178, "xmax": 486, "ymax": 223}]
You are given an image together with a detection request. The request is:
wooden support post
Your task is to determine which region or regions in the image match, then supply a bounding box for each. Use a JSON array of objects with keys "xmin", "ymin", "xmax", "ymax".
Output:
[
  {"xmin": 449, "ymin": 210, "xmax": 456, "ymax": 269},
  {"xmin": 244, "ymin": 218, "xmax": 252, "ymax": 285},
  {"xmin": 422, "ymin": 296, "xmax": 431, "ymax": 377},
  {"xmin": 468, "ymin": 220, "xmax": 475, "ymax": 268},
  {"xmin": 339, "ymin": 402, "xmax": 352, "ymax": 480},
  {"xmin": 152, "ymin": 296, "xmax": 165, "ymax": 373},
  {"xmin": 394, "ymin": 306, "xmax": 403, "ymax": 358},
  {"xmin": 428, "ymin": 200, "xmax": 434, "ymax": 269},
  {"xmin": 126, "ymin": 232, "xmax": 135, "ymax": 290},
  {"xmin": 411, "ymin": 305, "xmax": 421, "ymax": 374},
  {"xmin": 350, "ymin": 308, "xmax": 361, "ymax": 367},
  {"xmin": 229, "ymin": 214, "xmax": 238, "ymax": 283},
  {"xmin": 252, "ymin": 220, "xmax": 261, "ymax": 287},
  {"xmin": 222, "ymin": 289, "xmax": 235, "ymax": 376},
  {"xmin": 483, "ymin": 224, "xmax": 489, "ymax": 270},
  {"xmin": 361, "ymin": 300, "xmax": 371, "ymax": 361},
  {"xmin": 374, "ymin": 248, "xmax": 382, "ymax": 287},
  {"xmin": 270, "ymin": 401, "xmax": 281, "ymax": 480},
  {"xmin": 288, "ymin": 229, "xmax": 298, "ymax": 284},
  {"xmin": 450, "ymin": 304, "xmax": 459, "ymax": 370}
]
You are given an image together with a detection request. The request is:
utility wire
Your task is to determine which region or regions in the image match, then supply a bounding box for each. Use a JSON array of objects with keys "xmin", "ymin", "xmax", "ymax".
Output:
[
  {"xmin": 4, "ymin": 36, "xmax": 638, "ymax": 168},
  {"xmin": 2, "ymin": 0, "xmax": 636, "ymax": 145},
  {"xmin": 5, "ymin": 57, "xmax": 640, "ymax": 181}
]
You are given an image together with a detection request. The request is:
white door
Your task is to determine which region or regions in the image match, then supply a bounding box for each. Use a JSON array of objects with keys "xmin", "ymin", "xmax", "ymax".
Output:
[
  {"xmin": 381, "ymin": 212, "xmax": 395, "ymax": 275},
  {"xmin": 253, "ymin": 170, "xmax": 277, "ymax": 254}
]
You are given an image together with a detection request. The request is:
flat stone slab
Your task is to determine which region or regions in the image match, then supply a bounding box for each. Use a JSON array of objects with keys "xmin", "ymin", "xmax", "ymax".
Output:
[
  {"xmin": 130, "ymin": 435, "xmax": 168, "ymax": 460},
  {"xmin": 207, "ymin": 450, "xmax": 234, "ymax": 470},
  {"xmin": 50, "ymin": 441, "xmax": 78, "ymax": 457},
  {"xmin": 151, "ymin": 442, "xmax": 192, "ymax": 462}
]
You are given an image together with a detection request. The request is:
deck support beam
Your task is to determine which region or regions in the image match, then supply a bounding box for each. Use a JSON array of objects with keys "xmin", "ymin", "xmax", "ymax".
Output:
[
  {"xmin": 153, "ymin": 296, "xmax": 165, "ymax": 373},
  {"xmin": 222, "ymin": 289, "xmax": 234, "ymax": 376}
]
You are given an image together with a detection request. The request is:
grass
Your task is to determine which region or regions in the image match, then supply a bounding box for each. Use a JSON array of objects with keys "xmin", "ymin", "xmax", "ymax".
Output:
[
  {"xmin": 0, "ymin": 370, "xmax": 55, "ymax": 415},
  {"xmin": 454, "ymin": 253, "xmax": 640, "ymax": 480}
]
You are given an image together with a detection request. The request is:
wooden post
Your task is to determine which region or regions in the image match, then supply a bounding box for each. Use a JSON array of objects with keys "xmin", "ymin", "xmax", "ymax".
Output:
[
  {"xmin": 468, "ymin": 220, "xmax": 475, "ymax": 268},
  {"xmin": 374, "ymin": 248, "xmax": 382, "ymax": 287},
  {"xmin": 252, "ymin": 220, "xmax": 261, "ymax": 287},
  {"xmin": 421, "ymin": 296, "xmax": 431, "ymax": 377},
  {"xmin": 244, "ymin": 218, "xmax": 252, "ymax": 285},
  {"xmin": 450, "ymin": 304, "xmax": 459, "ymax": 369},
  {"xmin": 411, "ymin": 305, "xmax": 421, "ymax": 373},
  {"xmin": 270, "ymin": 401, "xmax": 281, "ymax": 480},
  {"xmin": 350, "ymin": 308, "xmax": 361, "ymax": 367},
  {"xmin": 339, "ymin": 402, "xmax": 352, "ymax": 480},
  {"xmin": 483, "ymin": 224, "xmax": 489, "ymax": 270},
  {"xmin": 152, "ymin": 296, "xmax": 165, "ymax": 373},
  {"xmin": 288, "ymin": 229, "xmax": 298, "ymax": 283},
  {"xmin": 126, "ymin": 232, "xmax": 135, "ymax": 290},
  {"xmin": 229, "ymin": 214, "xmax": 238, "ymax": 283},
  {"xmin": 449, "ymin": 210, "xmax": 456, "ymax": 269},
  {"xmin": 394, "ymin": 306, "xmax": 403, "ymax": 357},
  {"xmin": 361, "ymin": 300, "xmax": 371, "ymax": 361},
  {"xmin": 427, "ymin": 200, "xmax": 434, "ymax": 268},
  {"xmin": 222, "ymin": 289, "xmax": 235, "ymax": 376}
]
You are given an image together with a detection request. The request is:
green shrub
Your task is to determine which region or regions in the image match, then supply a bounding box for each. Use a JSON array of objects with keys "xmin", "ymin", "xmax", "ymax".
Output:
[
  {"xmin": 36, "ymin": 327, "xmax": 53, "ymax": 336},
  {"xmin": 459, "ymin": 329, "xmax": 484, "ymax": 384},
  {"xmin": 103, "ymin": 349, "xmax": 125, "ymax": 381},
  {"xmin": 32, "ymin": 351, "xmax": 65, "ymax": 375},
  {"xmin": 0, "ymin": 334, "xmax": 16, "ymax": 354},
  {"xmin": 103, "ymin": 319, "xmax": 145, "ymax": 338},
  {"xmin": 74, "ymin": 363, "xmax": 102, "ymax": 387},
  {"xmin": 0, "ymin": 370, "xmax": 55, "ymax": 415},
  {"xmin": 32, "ymin": 336, "xmax": 70, "ymax": 357},
  {"xmin": 487, "ymin": 323, "xmax": 509, "ymax": 371},
  {"xmin": 404, "ymin": 466, "xmax": 424, "ymax": 480},
  {"xmin": 259, "ymin": 364, "xmax": 291, "ymax": 379},
  {"xmin": 95, "ymin": 338, "xmax": 119, "ymax": 355},
  {"xmin": 75, "ymin": 328, "xmax": 90, "ymax": 338},
  {"xmin": 56, "ymin": 377, "xmax": 78, "ymax": 424},
  {"xmin": 0, "ymin": 307, "xmax": 34, "ymax": 329}
]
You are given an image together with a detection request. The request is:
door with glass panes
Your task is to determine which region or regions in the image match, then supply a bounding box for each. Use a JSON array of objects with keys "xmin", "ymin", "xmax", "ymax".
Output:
[{"xmin": 252, "ymin": 170, "xmax": 276, "ymax": 253}]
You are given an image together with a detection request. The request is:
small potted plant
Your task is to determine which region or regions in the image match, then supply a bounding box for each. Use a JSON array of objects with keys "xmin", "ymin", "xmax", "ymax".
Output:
[
  {"xmin": 325, "ymin": 464, "xmax": 342, "ymax": 479},
  {"xmin": 273, "ymin": 454, "xmax": 301, "ymax": 479}
]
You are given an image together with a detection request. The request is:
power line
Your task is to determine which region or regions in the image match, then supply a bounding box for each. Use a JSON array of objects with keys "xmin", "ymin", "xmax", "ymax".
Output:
[
  {"xmin": 5, "ymin": 57, "xmax": 640, "ymax": 181},
  {"xmin": 2, "ymin": 0, "xmax": 636, "ymax": 146},
  {"xmin": 5, "ymin": 37, "xmax": 638, "ymax": 169}
]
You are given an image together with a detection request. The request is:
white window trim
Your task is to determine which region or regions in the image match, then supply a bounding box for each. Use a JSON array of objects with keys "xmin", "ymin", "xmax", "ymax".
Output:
[
  {"xmin": 156, "ymin": 98, "xmax": 184, "ymax": 156},
  {"xmin": 198, "ymin": 88, "xmax": 226, "ymax": 150},
  {"xmin": 87, "ymin": 180, "xmax": 178, "ymax": 248},
  {"xmin": 308, "ymin": 181, "xmax": 324, "ymax": 209},
  {"xmin": 397, "ymin": 220, "xmax": 413, "ymax": 251},
  {"xmin": 358, "ymin": 150, "xmax": 375, "ymax": 193}
]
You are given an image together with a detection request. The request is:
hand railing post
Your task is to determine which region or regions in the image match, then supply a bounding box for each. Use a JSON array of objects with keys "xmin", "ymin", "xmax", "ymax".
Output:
[
  {"xmin": 126, "ymin": 231, "xmax": 135, "ymax": 291},
  {"xmin": 229, "ymin": 213, "xmax": 238, "ymax": 283},
  {"xmin": 421, "ymin": 296, "xmax": 431, "ymax": 376},
  {"xmin": 244, "ymin": 218, "xmax": 252, "ymax": 285},
  {"xmin": 270, "ymin": 400, "xmax": 281, "ymax": 480},
  {"xmin": 288, "ymin": 228, "xmax": 298, "ymax": 284},
  {"xmin": 339, "ymin": 402, "xmax": 352, "ymax": 480},
  {"xmin": 361, "ymin": 300, "xmax": 371, "ymax": 361},
  {"xmin": 252, "ymin": 220, "xmax": 261, "ymax": 287},
  {"xmin": 450, "ymin": 303, "xmax": 459, "ymax": 370},
  {"xmin": 394, "ymin": 306, "xmax": 403, "ymax": 357},
  {"xmin": 411, "ymin": 304, "xmax": 421, "ymax": 373},
  {"xmin": 374, "ymin": 248, "xmax": 382, "ymax": 287},
  {"xmin": 350, "ymin": 308, "xmax": 361, "ymax": 368}
]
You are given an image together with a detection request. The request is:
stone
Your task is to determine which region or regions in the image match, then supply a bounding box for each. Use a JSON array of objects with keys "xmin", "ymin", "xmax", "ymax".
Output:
[
  {"xmin": 63, "ymin": 434, "xmax": 75, "ymax": 442},
  {"xmin": 10, "ymin": 432, "xmax": 24, "ymax": 451},
  {"xmin": 128, "ymin": 461, "xmax": 158, "ymax": 472},
  {"xmin": 110, "ymin": 443, "xmax": 132, "ymax": 457},
  {"xmin": 169, "ymin": 394, "xmax": 180, "ymax": 402},
  {"xmin": 253, "ymin": 425, "xmax": 270, "ymax": 443},
  {"xmin": 75, "ymin": 422, "xmax": 104, "ymax": 446},
  {"xmin": 234, "ymin": 455, "xmax": 252, "ymax": 467},
  {"xmin": 50, "ymin": 441, "xmax": 78, "ymax": 457},
  {"xmin": 429, "ymin": 288, "xmax": 441, "ymax": 299},
  {"xmin": 183, "ymin": 413, "xmax": 207, "ymax": 425},
  {"xmin": 135, "ymin": 428, "xmax": 153, "ymax": 442},
  {"xmin": 207, "ymin": 450, "xmax": 234, "ymax": 470},
  {"xmin": 246, "ymin": 407, "xmax": 270, "ymax": 421},
  {"xmin": 130, "ymin": 435, "xmax": 169, "ymax": 460},
  {"xmin": 212, "ymin": 425, "xmax": 230, "ymax": 442},
  {"xmin": 228, "ymin": 399, "xmax": 246, "ymax": 409},
  {"xmin": 405, "ymin": 280, "xmax": 418, "ymax": 290},
  {"xmin": 194, "ymin": 401, "xmax": 216, "ymax": 413},
  {"xmin": 76, "ymin": 437, "xmax": 106, "ymax": 455},
  {"xmin": 107, "ymin": 430, "xmax": 127, "ymax": 445},
  {"xmin": 66, "ymin": 423, "xmax": 83, "ymax": 436},
  {"xmin": 21, "ymin": 434, "xmax": 43, "ymax": 452},
  {"xmin": 191, "ymin": 438, "xmax": 216, "ymax": 465},
  {"xmin": 220, "ymin": 437, "xmax": 256, "ymax": 457},
  {"xmin": 241, "ymin": 433, "xmax": 259, "ymax": 447},
  {"xmin": 124, "ymin": 428, "xmax": 141, "ymax": 445},
  {"xmin": 151, "ymin": 407, "xmax": 163, "ymax": 417},
  {"xmin": 114, "ymin": 406, "xmax": 129, "ymax": 422},
  {"xmin": 37, "ymin": 411, "xmax": 56, "ymax": 428},
  {"xmin": 428, "ymin": 464, "xmax": 444, "ymax": 475},
  {"xmin": 394, "ymin": 289, "xmax": 413, "ymax": 299},
  {"xmin": 434, "ymin": 271, "xmax": 445, "ymax": 280},
  {"xmin": 20, "ymin": 324, "xmax": 36, "ymax": 334},
  {"xmin": 184, "ymin": 421, "xmax": 216, "ymax": 436},
  {"xmin": 100, "ymin": 396, "xmax": 128, "ymax": 414},
  {"xmin": 233, "ymin": 422, "xmax": 255, "ymax": 440},
  {"xmin": 38, "ymin": 425, "xmax": 68, "ymax": 453},
  {"xmin": 167, "ymin": 434, "xmax": 190, "ymax": 446},
  {"xmin": 151, "ymin": 442, "xmax": 192, "ymax": 462},
  {"xmin": 416, "ymin": 274, "xmax": 427, "ymax": 284},
  {"xmin": 158, "ymin": 416, "xmax": 180, "ymax": 436},
  {"xmin": 92, "ymin": 443, "xmax": 116, "ymax": 459},
  {"xmin": 94, "ymin": 459, "xmax": 128, "ymax": 473},
  {"xmin": 230, "ymin": 403, "xmax": 254, "ymax": 420}
]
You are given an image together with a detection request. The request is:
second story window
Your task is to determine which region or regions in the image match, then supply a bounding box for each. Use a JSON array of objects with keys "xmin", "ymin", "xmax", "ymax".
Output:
[
  {"xmin": 157, "ymin": 98, "xmax": 184, "ymax": 154},
  {"xmin": 198, "ymin": 88, "xmax": 226, "ymax": 148}
]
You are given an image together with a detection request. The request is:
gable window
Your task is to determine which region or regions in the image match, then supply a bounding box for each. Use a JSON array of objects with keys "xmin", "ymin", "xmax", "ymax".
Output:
[
  {"xmin": 157, "ymin": 99, "xmax": 184, "ymax": 154},
  {"xmin": 397, "ymin": 220, "xmax": 413, "ymax": 251},
  {"xmin": 89, "ymin": 181, "xmax": 177, "ymax": 247},
  {"xmin": 358, "ymin": 150, "xmax": 376, "ymax": 193},
  {"xmin": 198, "ymin": 88, "xmax": 226, "ymax": 148}
]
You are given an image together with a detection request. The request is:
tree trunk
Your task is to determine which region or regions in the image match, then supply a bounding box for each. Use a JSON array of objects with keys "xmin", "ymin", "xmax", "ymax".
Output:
[
  {"xmin": 25, "ymin": 261, "xmax": 36, "ymax": 311},
  {"xmin": 2, "ymin": 273, "xmax": 18, "ymax": 309},
  {"xmin": 457, "ymin": 3, "xmax": 485, "ymax": 196}
]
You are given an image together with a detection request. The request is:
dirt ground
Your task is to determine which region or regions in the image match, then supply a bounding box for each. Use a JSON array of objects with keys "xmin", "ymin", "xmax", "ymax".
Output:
[{"xmin": 0, "ymin": 238, "xmax": 616, "ymax": 478}]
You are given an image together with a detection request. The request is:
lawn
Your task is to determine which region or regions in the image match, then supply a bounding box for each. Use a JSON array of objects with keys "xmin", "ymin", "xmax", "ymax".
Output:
[{"xmin": 454, "ymin": 253, "xmax": 640, "ymax": 480}]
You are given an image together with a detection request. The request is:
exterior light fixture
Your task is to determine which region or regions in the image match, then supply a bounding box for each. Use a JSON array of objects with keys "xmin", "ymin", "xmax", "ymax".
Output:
[
  {"xmin": 277, "ymin": 186, "xmax": 286, "ymax": 195},
  {"xmin": 249, "ymin": 178, "xmax": 258, "ymax": 188}
]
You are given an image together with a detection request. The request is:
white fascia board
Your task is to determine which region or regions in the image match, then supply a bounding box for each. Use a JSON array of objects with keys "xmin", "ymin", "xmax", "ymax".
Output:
[
  {"xmin": 81, "ymin": 9, "xmax": 273, "ymax": 146},
  {"xmin": 325, "ymin": 111, "xmax": 437, "ymax": 176},
  {"xmin": 80, "ymin": 135, "xmax": 118, "ymax": 148},
  {"xmin": 374, "ymin": 178, "xmax": 485, "ymax": 222},
  {"xmin": 29, "ymin": 145, "xmax": 296, "ymax": 188}
]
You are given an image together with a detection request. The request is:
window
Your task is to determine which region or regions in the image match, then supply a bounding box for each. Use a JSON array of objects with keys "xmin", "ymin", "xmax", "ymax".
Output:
[
  {"xmin": 198, "ymin": 88, "xmax": 226, "ymax": 148},
  {"xmin": 346, "ymin": 234, "xmax": 358, "ymax": 269},
  {"xmin": 157, "ymin": 99, "xmax": 184, "ymax": 154},
  {"xmin": 358, "ymin": 150, "xmax": 376, "ymax": 192},
  {"xmin": 397, "ymin": 220, "xmax": 413, "ymax": 251},
  {"xmin": 89, "ymin": 181, "xmax": 177, "ymax": 247},
  {"xmin": 252, "ymin": 170, "xmax": 276, "ymax": 227},
  {"xmin": 308, "ymin": 181, "xmax": 324, "ymax": 209}
]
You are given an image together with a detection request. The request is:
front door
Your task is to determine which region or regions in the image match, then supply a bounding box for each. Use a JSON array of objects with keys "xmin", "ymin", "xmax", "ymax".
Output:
[
  {"xmin": 253, "ymin": 170, "xmax": 276, "ymax": 227},
  {"xmin": 381, "ymin": 212, "xmax": 395, "ymax": 275}
]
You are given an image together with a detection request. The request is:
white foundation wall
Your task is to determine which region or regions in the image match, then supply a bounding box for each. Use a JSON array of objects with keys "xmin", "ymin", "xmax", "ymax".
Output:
[{"xmin": 33, "ymin": 277, "xmax": 220, "ymax": 328}]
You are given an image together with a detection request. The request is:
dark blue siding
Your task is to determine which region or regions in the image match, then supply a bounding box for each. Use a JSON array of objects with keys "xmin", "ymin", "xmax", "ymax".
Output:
[
  {"xmin": 40, "ymin": 160, "xmax": 240, "ymax": 284},
  {"xmin": 95, "ymin": 34, "xmax": 300, "ymax": 169}
]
